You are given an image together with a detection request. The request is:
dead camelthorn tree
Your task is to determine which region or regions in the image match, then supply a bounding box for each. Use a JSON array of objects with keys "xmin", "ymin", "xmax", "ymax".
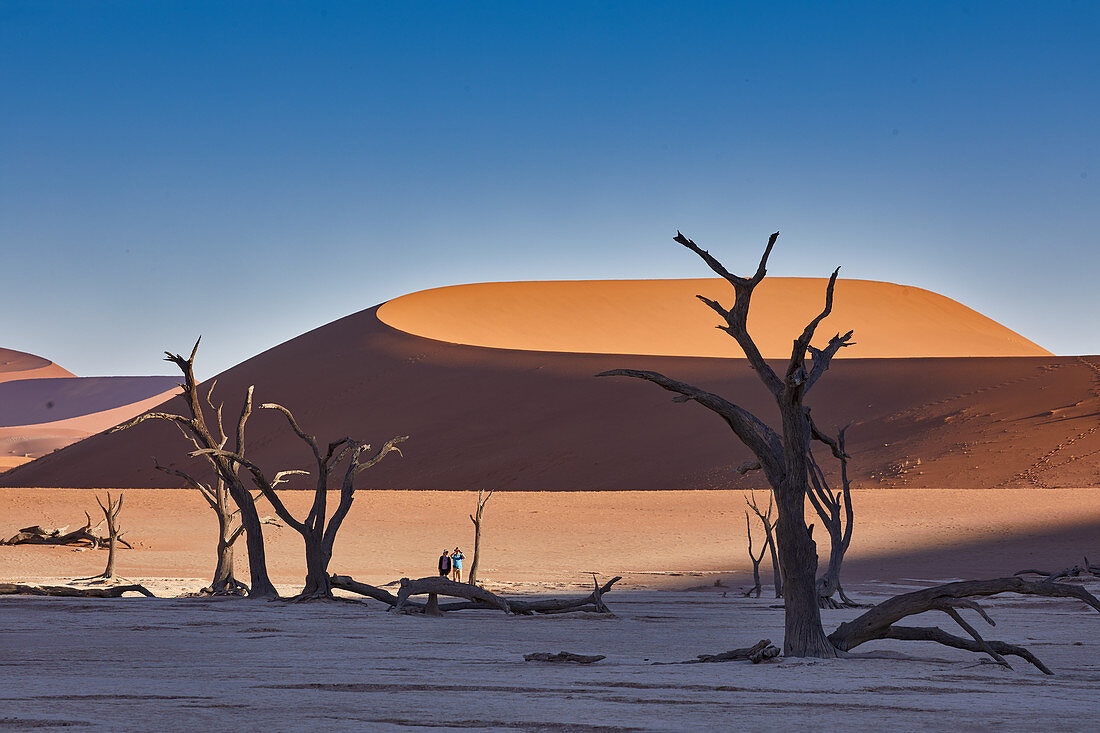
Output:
[
  {"xmin": 154, "ymin": 454, "xmax": 250, "ymax": 596},
  {"xmin": 77, "ymin": 492, "xmax": 124, "ymax": 581},
  {"xmin": 743, "ymin": 510, "xmax": 767, "ymax": 598},
  {"xmin": 467, "ymin": 489, "xmax": 494, "ymax": 586},
  {"xmin": 194, "ymin": 403, "xmax": 407, "ymax": 600},
  {"xmin": 806, "ymin": 425, "xmax": 859, "ymax": 608},
  {"xmin": 600, "ymin": 231, "xmax": 853, "ymax": 658},
  {"xmin": 112, "ymin": 339, "xmax": 279, "ymax": 599},
  {"xmin": 746, "ymin": 491, "xmax": 782, "ymax": 598}
]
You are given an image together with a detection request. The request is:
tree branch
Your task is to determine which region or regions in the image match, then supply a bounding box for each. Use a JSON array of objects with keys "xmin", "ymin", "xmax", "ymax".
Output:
[
  {"xmin": 260, "ymin": 402, "xmax": 321, "ymax": 464},
  {"xmin": 597, "ymin": 368, "xmax": 782, "ymax": 480}
]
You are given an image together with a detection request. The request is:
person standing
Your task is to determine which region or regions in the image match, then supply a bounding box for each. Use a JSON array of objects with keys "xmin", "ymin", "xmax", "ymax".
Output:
[
  {"xmin": 438, "ymin": 549, "xmax": 452, "ymax": 578},
  {"xmin": 451, "ymin": 547, "xmax": 465, "ymax": 583}
]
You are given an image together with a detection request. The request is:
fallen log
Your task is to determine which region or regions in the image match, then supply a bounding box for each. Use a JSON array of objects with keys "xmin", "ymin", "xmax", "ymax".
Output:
[
  {"xmin": 330, "ymin": 574, "xmax": 623, "ymax": 615},
  {"xmin": 1014, "ymin": 557, "xmax": 1100, "ymax": 582},
  {"xmin": 508, "ymin": 576, "xmax": 622, "ymax": 615},
  {"xmin": 524, "ymin": 651, "xmax": 606, "ymax": 664},
  {"xmin": 828, "ymin": 577, "xmax": 1100, "ymax": 675},
  {"xmin": 659, "ymin": 639, "xmax": 780, "ymax": 665},
  {"xmin": 3, "ymin": 514, "xmax": 132, "ymax": 550},
  {"xmin": 0, "ymin": 583, "xmax": 155, "ymax": 598},
  {"xmin": 393, "ymin": 576, "xmax": 511, "ymax": 614},
  {"xmin": 330, "ymin": 575, "xmax": 403, "ymax": 606}
]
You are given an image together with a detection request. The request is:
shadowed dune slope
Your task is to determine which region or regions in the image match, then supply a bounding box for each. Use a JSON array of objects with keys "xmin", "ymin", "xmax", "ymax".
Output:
[
  {"xmin": 378, "ymin": 278, "xmax": 1052, "ymax": 358},
  {"xmin": 0, "ymin": 376, "xmax": 181, "ymax": 427},
  {"xmin": 0, "ymin": 347, "xmax": 74, "ymax": 384},
  {"xmin": 3, "ymin": 303, "xmax": 1096, "ymax": 490}
]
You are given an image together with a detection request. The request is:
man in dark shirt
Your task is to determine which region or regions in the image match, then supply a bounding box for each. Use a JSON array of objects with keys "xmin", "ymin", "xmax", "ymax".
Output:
[{"xmin": 438, "ymin": 549, "xmax": 452, "ymax": 577}]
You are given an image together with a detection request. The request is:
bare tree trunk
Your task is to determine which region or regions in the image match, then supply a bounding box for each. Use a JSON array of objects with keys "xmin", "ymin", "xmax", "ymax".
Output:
[
  {"xmin": 468, "ymin": 489, "xmax": 494, "ymax": 586},
  {"xmin": 746, "ymin": 491, "xmax": 782, "ymax": 598},
  {"xmin": 234, "ymin": 497, "xmax": 277, "ymax": 598},
  {"xmin": 768, "ymin": 526, "xmax": 783, "ymax": 599},
  {"xmin": 111, "ymin": 341, "xmax": 279, "ymax": 600},
  {"xmin": 211, "ymin": 539, "xmax": 235, "ymax": 592},
  {"xmin": 775, "ymin": 474, "xmax": 836, "ymax": 657},
  {"xmin": 806, "ymin": 427, "xmax": 859, "ymax": 608},
  {"xmin": 743, "ymin": 510, "xmax": 765, "ymax": 598},
  {"xmin": 300, "ymin": 530, "xmax": 333, "ymax": 600},
  {"xmin": 77, "ymin": 493, "xmax": 124, "ymax": 582},
  {"xmin": 600, "ymin": 230, "xmax": 852, "ymax": 658}
]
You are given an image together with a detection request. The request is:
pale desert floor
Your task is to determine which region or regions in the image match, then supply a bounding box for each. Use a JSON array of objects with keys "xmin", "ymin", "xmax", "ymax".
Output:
[{"xmin": 2, "ymin": 488, "xmax": 1099, "ymax": 730}]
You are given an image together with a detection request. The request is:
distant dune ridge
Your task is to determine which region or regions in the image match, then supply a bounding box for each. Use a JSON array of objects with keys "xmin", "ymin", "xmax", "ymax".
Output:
[
  {"xmin": 0, "ymin": 347, "xmax": 75, "ymax": 383},
  {"xmin": 0, "ymin": 347, "xmax": 180, "ymax": 468},
  {"xmin": 3, "ymin": 277, "xmax": 1095, "ymax": 491}
]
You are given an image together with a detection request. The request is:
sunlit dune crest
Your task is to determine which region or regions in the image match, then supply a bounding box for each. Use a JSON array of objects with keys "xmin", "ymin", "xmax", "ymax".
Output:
[
  {"xmin": 0, "ymin": 347, "xmax": 75, "ymax": 383},
  {"xmin": 378, "ymin": 278, "xmax": 1051, "ymax": 358}
]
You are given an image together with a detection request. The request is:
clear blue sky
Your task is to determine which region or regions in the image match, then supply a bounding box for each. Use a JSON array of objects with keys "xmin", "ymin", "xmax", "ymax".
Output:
[{"xmin": 2, "ymin": 2, "xmax": 1097, "ymax": 378}]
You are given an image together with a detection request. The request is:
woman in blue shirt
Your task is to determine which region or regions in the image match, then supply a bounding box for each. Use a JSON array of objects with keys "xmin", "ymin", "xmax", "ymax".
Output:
[{"xmin": 451, "ymin": 547, "xmax": 465, "ymax": 582}]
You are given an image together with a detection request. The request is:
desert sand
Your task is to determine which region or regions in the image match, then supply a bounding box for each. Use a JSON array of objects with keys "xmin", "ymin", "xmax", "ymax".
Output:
[
  {"xmin": 4, "ymin": 299, "xmax": 1094, "ymax": 491},
  {"xmin": 0, "ymin": 385, "xmax": 180, "ymax": 465},
  {"xmin": 3, "ymin": 487, "xmax": 1098, "ymax": 587},
  {"xmin": 0, "ymin": 347, "xmax": 74, "ymax": 383},
  {"xmin": 3, "ymin": 280, "xmax": 1097, "ymax": 729},
  {"xmin": 3, "ymin": 487, "xmax": 1099, "ymax": 730},
  {"xmin": 0, "ymin": 345, "xmax": 180, "ymax": 466}
]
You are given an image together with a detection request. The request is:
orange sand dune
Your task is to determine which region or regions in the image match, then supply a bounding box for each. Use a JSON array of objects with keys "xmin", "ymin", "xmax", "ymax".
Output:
[
  {"xmin": 3, "ymin": 299, "xmax": 1095, "ymax": 490},
  {"xmin": 0, "ymin": 347, "xmax": 74, "ymax": 384},
  {"xmin": 378, "ymin": 278, "xmax": 1051, "ymax": 358}
]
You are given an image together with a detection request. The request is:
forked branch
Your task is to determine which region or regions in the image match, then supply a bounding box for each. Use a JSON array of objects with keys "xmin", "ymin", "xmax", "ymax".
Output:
[{"xmin": 828, "ymin": 577, "xmax": 1100, "ymax": 674}]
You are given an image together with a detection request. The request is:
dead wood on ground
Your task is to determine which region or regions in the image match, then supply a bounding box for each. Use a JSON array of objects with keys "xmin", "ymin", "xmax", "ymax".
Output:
[
  {"xmin": 662, "ymin": 639, "xmax": 780, "ymax": 665},
  {"xmin": 524, "ymin": 651, "xmax": 606, "ymax": 664},
  {"xmin": 0, "ymin": 583, "xmax": 155, "ymax": 598},
  {"xmin": 330, "ymin": 574, "xmax": 623, "ymax": 615},
  {"xmin": 3, "ymin": 513, "xmax": 132, "ymax": 550},
  {"xmin": 1015, "ymin": 557, "xmax": 1100, "ymax": 582},
  {"xmin": 828, "ymin": 577, "xmax": 1100, "ymax": 675}
]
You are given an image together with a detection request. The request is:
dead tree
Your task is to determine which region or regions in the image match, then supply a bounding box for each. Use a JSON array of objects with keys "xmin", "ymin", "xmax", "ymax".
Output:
[
  {"xmin": 746, "ymin": 491, "xmax": 782, "ymax": 598},
  {"xmin": 153, "ymin": 457, "xmax": 250, "ymax": 596},
  {"xmin": 1015, "ymin": 558, "xmax": 1100, "ymax": 582},
  {"xmin": 743, "ymin": 510, "xmax": 767, "ymax": 598},
  {"xmin": 3, "ymin": 512, "xmax": 132, "ymax": 550},
  {"xmin": 828, "ymin": 577, "xmax": 1100, "ymax": 674},
  {"xmin": 806, "ymin": 425, "xmax": 859, "ymax": 608},
  {"xmin": 194, "ymin": 404, "xmax": 407, "ymax": 600},
  {"xmin": 468, "ymin": 489, "xmax": 494, "ymax": 586},
  {"xmin": 76, "ymin": 492, "xmax": 124, "ymax": 581},
  {"xmin": 111, "ymin": 340, "xmax": 279, "ymax": 599},
  {"xmin": 600, "ymin": 231, "xmax": 853, "ymax": 657}
]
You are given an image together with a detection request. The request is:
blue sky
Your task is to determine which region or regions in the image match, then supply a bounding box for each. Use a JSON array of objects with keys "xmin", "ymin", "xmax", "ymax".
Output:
[{"xmin": 2, "ymin": 2, "xmax": 1097, "ymax": 377}]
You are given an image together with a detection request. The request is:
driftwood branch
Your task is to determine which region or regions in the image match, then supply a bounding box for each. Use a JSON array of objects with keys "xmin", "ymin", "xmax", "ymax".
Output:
[
  {"xmin": 0, "ymin": 583, "xmax": 155, "ymax": 598},
  {"xmin": 659, "ymin": 639, "xmax": 780, "ymax": 665},
  {"xmin": 524, "ymin": 652, "xmax": 605, "ymax": 664},
  {"xmin": 331, "ymin": 574, "xmax": 623, "ymax": 615},
  {"xmin": 828, "ymin": 577, "xmax": 1100, "ymax": 674},
  {"xmin": 1014, "ymin": 557, "xmax": 1100, "ymax": 582},
  {"xmin": 392, "ymin": 576, "xmax": 511, "ymax": 614}
]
